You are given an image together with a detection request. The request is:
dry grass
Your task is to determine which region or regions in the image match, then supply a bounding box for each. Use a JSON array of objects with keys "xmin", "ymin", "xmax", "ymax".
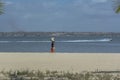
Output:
[{"xmin": 0, "ymin": 69, "xmax": 120, "ymax": 80}]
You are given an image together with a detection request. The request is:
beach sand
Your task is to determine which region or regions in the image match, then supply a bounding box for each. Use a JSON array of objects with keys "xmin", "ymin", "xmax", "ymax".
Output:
[{"xmin": 0, "ymin": 53, "xmax": 120, "ymax": 72}]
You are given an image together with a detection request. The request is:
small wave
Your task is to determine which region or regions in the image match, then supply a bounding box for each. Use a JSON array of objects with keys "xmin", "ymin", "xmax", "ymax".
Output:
[
  {"xmin": 0, "ymin": 41, "xmax": 50, "ymax": 43},
  {"xmin": 0, "ymin": 41, "xmax": 11, "ymax": 43},
  {"xmin": 58, "ymin": 38, "xmax": 112, "ymax": 43},
  {"xmin": 16, "ymin": 41, "xmax": 50, "ymax": 43},
  {"xmin": 0, "ymin": 38, "xmax": 112, "ymax": 43}
]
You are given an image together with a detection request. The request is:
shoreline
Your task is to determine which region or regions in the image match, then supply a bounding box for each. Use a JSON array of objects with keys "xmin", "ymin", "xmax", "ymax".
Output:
[{"xmin": 0, "ymin": 53, "xmax": 120, "ymax": 72}]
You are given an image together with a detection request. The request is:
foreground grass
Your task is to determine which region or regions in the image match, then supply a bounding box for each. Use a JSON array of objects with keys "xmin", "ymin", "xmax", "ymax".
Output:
[{"xmin": 0, "ymin": 70, "xmax": 120, "ymax": 80}]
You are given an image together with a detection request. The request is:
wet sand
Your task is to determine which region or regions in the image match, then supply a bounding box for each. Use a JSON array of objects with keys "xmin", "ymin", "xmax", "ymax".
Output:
[{"xmin": 0, "ymin": 53, "xmax": 120, "ymax": 72}]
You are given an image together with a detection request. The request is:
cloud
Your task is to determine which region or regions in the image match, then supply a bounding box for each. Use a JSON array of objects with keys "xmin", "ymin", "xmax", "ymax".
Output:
[
  {"xmin": 23, "ymin": 14, "xmax": 33, "ymax": 19},
  {"xmin": 4, "ymin": 1, "xmax": 13, "ymax": 5},
  {"xmin": 91, "ymin": 0, "xmax": 108, "ymax": 3},
  {"xmin": 42, "ymin": 1, "xmax": 57, "ymax": 8},
  {"xmin": 1, "ymin": 0, "xmax": 119, "ymax": 32}
]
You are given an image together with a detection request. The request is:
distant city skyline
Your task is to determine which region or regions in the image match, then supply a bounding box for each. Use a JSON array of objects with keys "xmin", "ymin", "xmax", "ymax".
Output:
[{"xmin": 0, "ymin": 0, "xmax": 120, "ymax": 32}]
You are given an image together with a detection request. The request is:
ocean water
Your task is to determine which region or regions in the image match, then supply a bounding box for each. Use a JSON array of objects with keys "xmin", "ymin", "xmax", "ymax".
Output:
[{"xmin": 0, "ymin": 34, "xmax": 120, "ymax": 53}]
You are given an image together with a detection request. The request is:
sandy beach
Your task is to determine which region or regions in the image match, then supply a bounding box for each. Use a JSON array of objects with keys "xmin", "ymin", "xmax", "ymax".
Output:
[{"xmin": 0, "ymin": 53, "xmax": 120, "ymax": 72}]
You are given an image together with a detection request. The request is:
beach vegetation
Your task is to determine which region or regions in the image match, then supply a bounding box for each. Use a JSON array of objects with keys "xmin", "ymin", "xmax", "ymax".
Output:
[
  {"xmin": 113, "ymin": 0, "xmax": 120, "ymax": 13},
  {"xmin": 0, "ymin": 0, "xmax": 4, "ymax": 15},
  {"xmin": 0, "ymin": 70, "xmax": 120, "ymax": 80}
]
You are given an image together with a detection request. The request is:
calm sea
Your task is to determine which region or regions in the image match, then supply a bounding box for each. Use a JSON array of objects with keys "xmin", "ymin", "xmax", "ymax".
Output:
[{"xmin": 0, "ymin": 34, "xmax": 120, "ymax": 53}]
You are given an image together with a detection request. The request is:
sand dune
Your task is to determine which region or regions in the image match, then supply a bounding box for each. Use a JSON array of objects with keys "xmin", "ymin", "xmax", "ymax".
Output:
[{"xmin": 0, "ymin": 53, "xmax": 120, "ymax": 72}]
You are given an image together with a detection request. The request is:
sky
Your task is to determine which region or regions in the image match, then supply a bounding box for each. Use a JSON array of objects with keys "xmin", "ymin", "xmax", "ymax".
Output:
[{"xmin": 0, "ymin": 0, "xmax": 120, "ymax": 32}]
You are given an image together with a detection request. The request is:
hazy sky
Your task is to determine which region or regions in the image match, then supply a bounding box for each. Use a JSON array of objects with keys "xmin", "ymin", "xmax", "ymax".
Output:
[{"xmin": 0, "ymin": 0, "xmax": 120, "ymax": 32}]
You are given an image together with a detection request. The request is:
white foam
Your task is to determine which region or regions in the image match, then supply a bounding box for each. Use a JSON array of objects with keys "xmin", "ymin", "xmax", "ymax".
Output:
[
  {"xmin": 58, "ymin": 38, "xmax": 112, "ymax": 43},
  {"xmin": 0, "ymin": 38, "xmax": 112, "ymax": 43}
]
